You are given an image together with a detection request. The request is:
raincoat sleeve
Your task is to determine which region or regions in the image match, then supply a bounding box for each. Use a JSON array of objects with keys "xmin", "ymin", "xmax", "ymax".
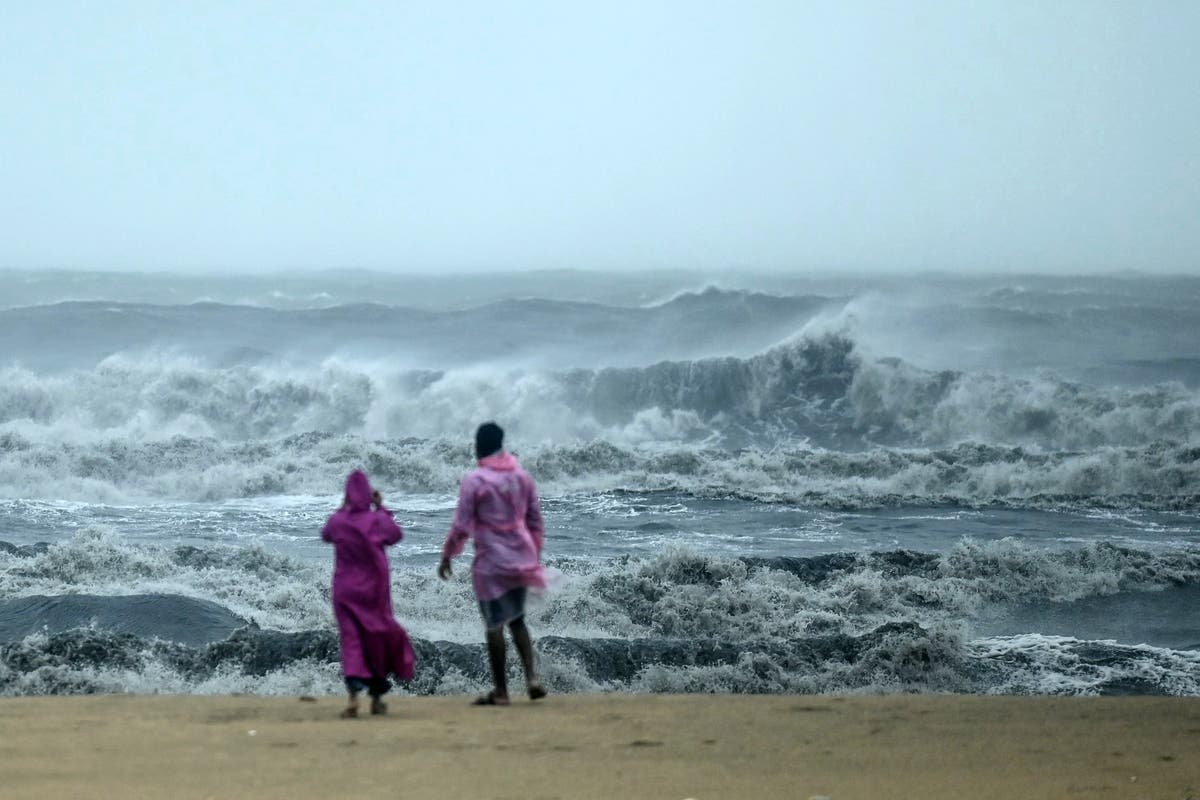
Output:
[
  {"xmin": 320, "ymin": 515, "xmax": 337, "ymax": 543},
  {"xmin": 441, "ymin": 476, "xmax": 476, "ymax": 560},
  {"xmin": 524, "ymin": 474, "xmax": 545, "ymax": 557},
  {"xmin": 374, "ymin": 509, "xmax": 404, "ymax": 546}
]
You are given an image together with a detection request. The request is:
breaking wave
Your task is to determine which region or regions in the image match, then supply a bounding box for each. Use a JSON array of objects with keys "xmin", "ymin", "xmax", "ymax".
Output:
[
  {"xmin": 3, "ymin": 532, "xmax": 1198, "ymax": 696},
  {"xmin": 1, "ymin": 327, "xmax": 1197, "ymax": 506}
]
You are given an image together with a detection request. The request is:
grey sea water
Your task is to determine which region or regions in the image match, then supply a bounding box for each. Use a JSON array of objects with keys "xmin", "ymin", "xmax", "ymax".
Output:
[{"xmin": 1, "ymin": 269, "xmax": 1198, "ymax": 696}]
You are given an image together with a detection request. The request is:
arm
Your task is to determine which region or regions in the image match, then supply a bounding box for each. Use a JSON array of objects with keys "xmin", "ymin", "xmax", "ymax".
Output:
[
  {"xmin": 438, "ymin": 476, "xmax": 476, "ymax": 579},
  {"xmin": 374, "ymin": 508, "xmax": 403, "ymax": 547},
  {"xmin": 369, "ymin": 490, "xmax": 403, "ymax": 545}
]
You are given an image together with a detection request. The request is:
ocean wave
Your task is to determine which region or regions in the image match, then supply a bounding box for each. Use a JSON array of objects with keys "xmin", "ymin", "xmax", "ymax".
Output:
[
  {"xmin": 5, "ymin": 621, "xmax": 1197, "ymax": 697},
  {"xmin": 2, "ymin": 427, "xmax": 1198, "ymax": 508},
  {"xmin": 0, "ymin": 268, "xmax": 781, "ymax": 312},
  {"xmin": 4, "ymin": 329, "xmax": 1199, "ymax": 449},
  {"xmin": 0, "ymin": 529, "xmax": 333, "ymax": 632},
  {"xmin": 0, "ymin": 594, "xmax": 248, "ymax": 647},
  {"xmin": 969, "ymin": 635, "xmax": 1200, "ymax": 695},
  {"xmin": 0, "ymin": 289, "xmax": 832, "ymax": 371},
  {"xmin": 3, "ymin": 534, "xmax": 1199, "ymax": 695},
  {"xmin": 5, "ymin": 273, "xmax": 1199, "ymax": 390},
  {"xmin": 5, "ymin": 533, "xmax": 1200, "ymax": 646}
]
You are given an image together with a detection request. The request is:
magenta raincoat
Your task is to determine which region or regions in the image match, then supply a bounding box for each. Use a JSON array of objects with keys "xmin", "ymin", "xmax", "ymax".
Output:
[
  {"xmin": 322, "ymin": 471, "xmax": 415, "ymax": 683},
  {"xmin": 442, "ymin": 452, "xmax": 547, "ymax": 602}
]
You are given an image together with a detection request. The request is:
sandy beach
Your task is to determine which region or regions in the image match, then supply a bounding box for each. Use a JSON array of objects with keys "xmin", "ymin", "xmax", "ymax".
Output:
[{"xmin": 1, "ymin": 694, "xmax": 1197, "ymax": 799}]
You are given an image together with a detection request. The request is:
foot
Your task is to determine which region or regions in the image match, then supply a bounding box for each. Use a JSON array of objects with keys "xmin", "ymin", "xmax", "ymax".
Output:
[
  {"xmin": 340, "ymin": 705, "xmax": 358, "ymax": 718},
  {"xmin": 472, "ymin": 691, "xmax": 511, "ymax": 706},
  {"xmin": 527, "ymin": 681, "xmax": 547, "ymax": 701},
  {"xmin": 370, "ymin": 697, "xmax": 388, "ymax": 715}
]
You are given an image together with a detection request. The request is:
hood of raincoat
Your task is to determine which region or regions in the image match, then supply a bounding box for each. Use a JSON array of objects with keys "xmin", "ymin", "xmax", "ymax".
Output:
[{"xmin": 344, "ymin": 470, "xmax": 374, "ymax": 511}]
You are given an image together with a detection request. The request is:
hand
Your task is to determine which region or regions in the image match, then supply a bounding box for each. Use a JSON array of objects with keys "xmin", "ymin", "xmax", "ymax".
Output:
[
  {"xmin": 371, "ymin": 489, "xmax": 383, "ymax": 509},
  {"xmin": 437, "ymin": 557, "xmax": 452, "ymax": 580}
]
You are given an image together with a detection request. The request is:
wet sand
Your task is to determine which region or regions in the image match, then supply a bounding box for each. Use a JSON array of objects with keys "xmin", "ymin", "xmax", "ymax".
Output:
[{"xmin": 1, "ymin": 694, "xmax": 1198, "ymax": 799}]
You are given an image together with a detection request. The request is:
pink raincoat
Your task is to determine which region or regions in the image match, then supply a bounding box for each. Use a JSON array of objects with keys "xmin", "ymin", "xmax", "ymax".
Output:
[
  {"xmin": 322, "ymin": 471, "xmax": 415, "ymax": 683},
  {"xmin": 442, "ymin": 452, "xmax": 547, "ymax": 602}
]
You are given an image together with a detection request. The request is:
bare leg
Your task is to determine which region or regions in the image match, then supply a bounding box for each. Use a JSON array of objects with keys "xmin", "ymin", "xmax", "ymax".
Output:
[
  {"xmin": 509, "ymin": 617, "xmax": 546, "ymax": 699},
  {"xmin": 485, "ymin": 626, "xmax": 509, "ymax": 701},
  {"xmin": 509, "ymin": 617, "xmax": 536, "ymax": 683}
]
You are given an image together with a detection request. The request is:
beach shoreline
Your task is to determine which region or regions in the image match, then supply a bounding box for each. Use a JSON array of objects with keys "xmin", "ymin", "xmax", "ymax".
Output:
[{"xmin": 2, "ymin": 694, "xmax": 1197, "ymax": 799}]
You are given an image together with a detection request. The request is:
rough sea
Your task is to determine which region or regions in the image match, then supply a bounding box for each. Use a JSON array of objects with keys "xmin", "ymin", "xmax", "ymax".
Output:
[{"xmin": 2, "ymin": 268, "xmax": 1198, "ymax": 697}]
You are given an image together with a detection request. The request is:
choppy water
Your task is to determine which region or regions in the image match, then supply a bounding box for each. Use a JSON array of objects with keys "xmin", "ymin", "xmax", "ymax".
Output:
[{"xmin": 1, "ymin": 269, "xmax": 1198, "ymax": 696}]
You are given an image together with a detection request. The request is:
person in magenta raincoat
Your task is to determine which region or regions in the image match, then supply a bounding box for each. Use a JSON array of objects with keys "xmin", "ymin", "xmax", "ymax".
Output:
[
  {"xmin": 438, "ymin": 422, "xmax": 548, "ymax": 705},
  {"xmin": 322, "ymin": 470, "xmax": 415, "ymax": 717}
]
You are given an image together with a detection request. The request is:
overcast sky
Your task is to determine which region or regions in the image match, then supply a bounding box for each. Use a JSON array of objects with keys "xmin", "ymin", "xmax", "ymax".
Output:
[{"xmin": 1, "ymin": 1, "xmax": 1197, "ymax": 274}]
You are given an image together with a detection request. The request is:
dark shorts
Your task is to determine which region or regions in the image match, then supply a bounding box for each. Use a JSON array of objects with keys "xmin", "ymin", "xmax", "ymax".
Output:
[
  {"xmin": 478, "ymin": 586, "xmax": 527, "ymax": 630},
  {"xmin": 345, "ymin": 676, "xmax": 390, "ymax": 696}
]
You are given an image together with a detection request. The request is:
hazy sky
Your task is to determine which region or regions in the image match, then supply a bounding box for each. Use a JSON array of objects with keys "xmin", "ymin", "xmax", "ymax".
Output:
[{"xmin": 2, "ymin": 2, "xmax": 1197, "ymax": 274}]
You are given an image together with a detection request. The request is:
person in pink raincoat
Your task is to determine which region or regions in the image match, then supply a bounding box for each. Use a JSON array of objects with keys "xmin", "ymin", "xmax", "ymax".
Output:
[
  {"xmin": 322, "ymin": 470, "xmax": 415, "ymax": 718},
  {"xmin": 438, "ymin": 422, "xmax": 548, "ymax": 705}
]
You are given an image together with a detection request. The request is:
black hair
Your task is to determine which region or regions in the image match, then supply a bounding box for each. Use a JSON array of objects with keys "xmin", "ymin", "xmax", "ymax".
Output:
[{"xmin": 475, "ymin": 421, "xmax": 504, "ymax": 459}]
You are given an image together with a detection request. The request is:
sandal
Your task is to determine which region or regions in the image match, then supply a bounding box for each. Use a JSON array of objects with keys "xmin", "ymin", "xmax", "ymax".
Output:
[
  {"xmin": 527, "ymin": 682, "xmax": 548, "ymax": 701},
  {"xmin": 472, "ymin": 691, "xmax": 511, "ymax": 706}
]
